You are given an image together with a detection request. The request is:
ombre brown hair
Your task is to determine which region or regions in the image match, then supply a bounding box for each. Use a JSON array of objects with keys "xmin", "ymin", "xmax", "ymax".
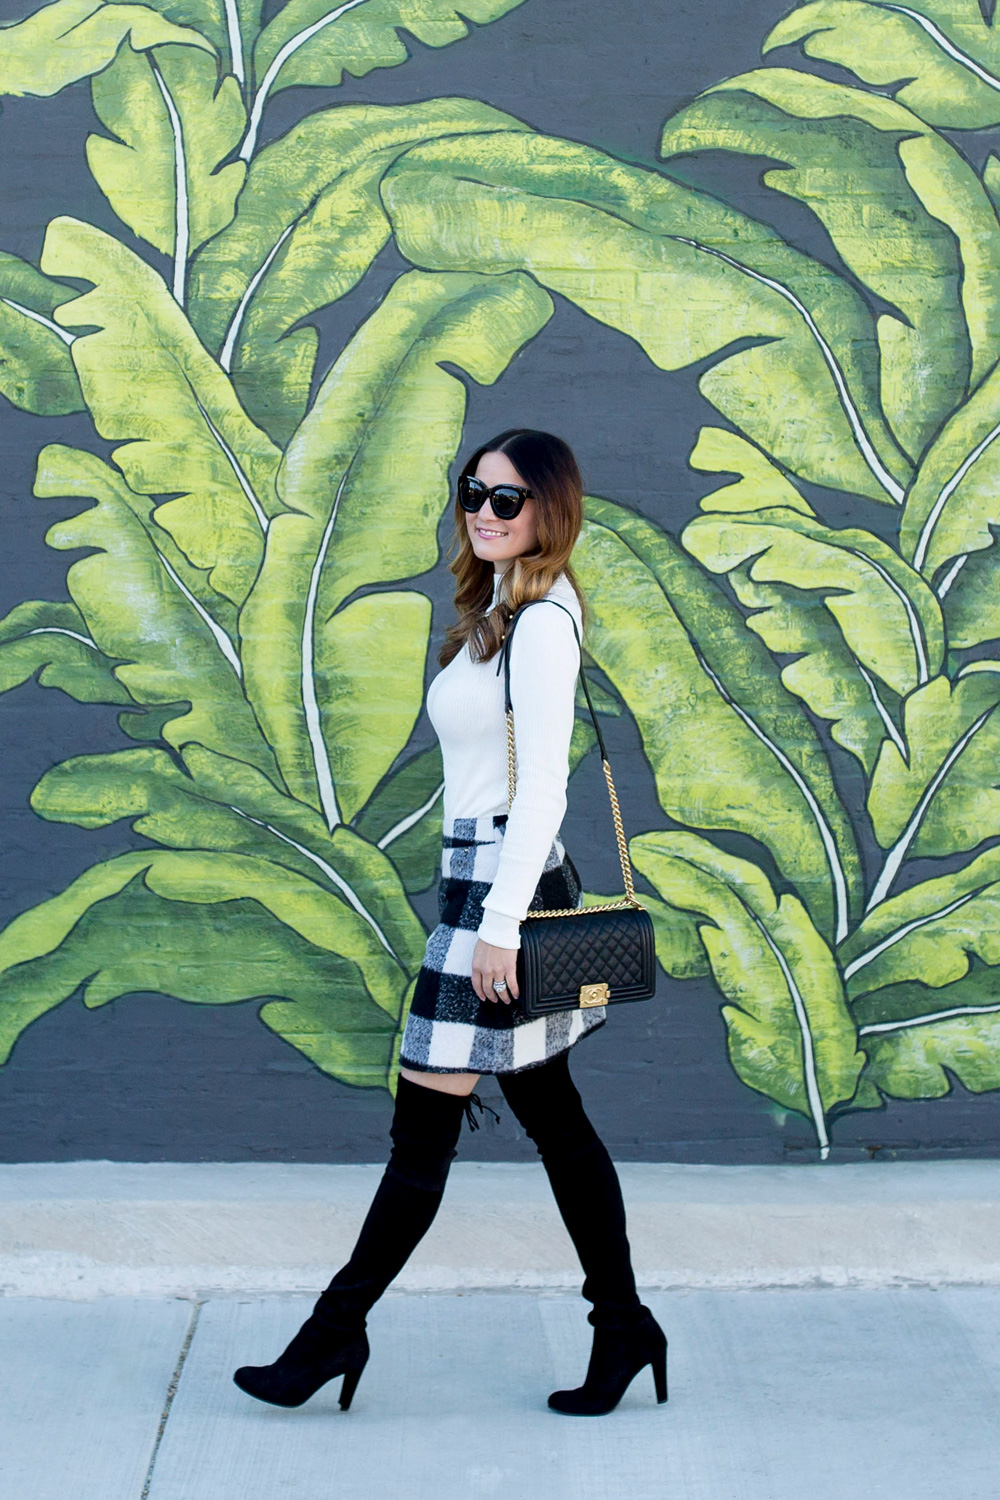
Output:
[{"xmin": 439, "ymin": 429, "xmax": 587, "ymax": 667}]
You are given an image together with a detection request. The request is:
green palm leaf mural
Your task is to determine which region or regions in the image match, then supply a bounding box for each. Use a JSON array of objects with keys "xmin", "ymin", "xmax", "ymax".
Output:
[
  {"xmin": 659, "ymin": 66, "xmax": 1000, "ymax": 457},
  {"xmin": 2, "ymin": 0, "xmax": 1000, "ymax": 1154},
  {"xmin": 0, "ymin": 0, "xmax": 215, "ymax": 96},
  {"xmin": 574, "ymin": 497, "xmax": 861, "ymax": 945},
  {"xmin": 766, "ymin": 0, "xmax": 1000, "ymax": 131},
  {"xmin": 382, "ymin": 129, "xmax": 911, "ymax": 503},
  {"xmin": 0, "ymin": 253, "xmax": 84, "ymax": 414},
  {"xmin": 242, "ymin": 0, "xmax": 526, "ymax": 156},
  {"xmin": 88, "ymin": 41, "xmax": 247, "ymax": 301},
  {"xmin": 630, "ymin": 831, "xmax": 867, "ymax": 1160},
  {"xmin": 188, "ymin": 98, "xmax": 532, "ymax": 441}
]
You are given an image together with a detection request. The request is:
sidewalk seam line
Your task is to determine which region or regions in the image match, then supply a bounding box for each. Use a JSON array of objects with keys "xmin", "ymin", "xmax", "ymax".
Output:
[{"xmin": 140, "ymin": 1299, "xmax": 203, "ymax": 1500}]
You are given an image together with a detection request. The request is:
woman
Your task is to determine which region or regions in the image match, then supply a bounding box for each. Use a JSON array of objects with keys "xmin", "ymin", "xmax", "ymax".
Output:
[{"xmin": 233, "ymin": 429, "xmax": 667, "ymax": 1418}]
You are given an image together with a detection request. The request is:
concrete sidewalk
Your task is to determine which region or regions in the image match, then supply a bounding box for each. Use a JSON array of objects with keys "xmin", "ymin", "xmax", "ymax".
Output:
[
  {"xmin": 6, "ymin": 1161, "xmax": 1000, "ymax": 1498},
  {"xmin": 7, "ymin": 1287, "xmax": 1000, "ymax": 1499},
  {"xmin": 2, "ymin": 1159, "xmax": 1000, "ymax": 1296}
]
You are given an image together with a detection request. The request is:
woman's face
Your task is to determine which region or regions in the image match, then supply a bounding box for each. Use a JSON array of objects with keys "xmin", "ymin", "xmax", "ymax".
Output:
[{"xmin": 465, "ymin": 449, "xmax": 539, "ymax": 569}]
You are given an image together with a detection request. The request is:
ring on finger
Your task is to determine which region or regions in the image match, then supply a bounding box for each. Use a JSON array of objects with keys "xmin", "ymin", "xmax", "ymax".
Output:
[{"xmin": 492, "ymin": 979, "xmax": 508, "ymax": 993}]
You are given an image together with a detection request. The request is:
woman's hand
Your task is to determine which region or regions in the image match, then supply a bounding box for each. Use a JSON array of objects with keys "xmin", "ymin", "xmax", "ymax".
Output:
[{"xmin": 472, "ymin": 939, "xmax": 520, "ymax": 1005}]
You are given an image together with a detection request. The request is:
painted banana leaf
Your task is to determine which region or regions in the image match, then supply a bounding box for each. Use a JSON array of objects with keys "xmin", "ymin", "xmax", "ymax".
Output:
[
  {"xmin": 381, "ymin": 129, "xmax": 911, "ymax": 503},
  {"xmin": 240, "ymin": 268, "xmax": 552, "ymax": 827},
  {"xmin": 766, "ymin": 0, "xmax": 1000, "ymax": 130},
  {"xmin": 731, "ymin": 569, "xmax": 906, "ymax": 778},
  {"xmin": 574, "ymin": 495, "xmax": 861, "ymax": 943},
  {"xmin": 242, "ymin": 0, "xmax": 528, "ymax": 157},
  {"xmin": 36, "ymin": 447, "xmax": 283, "ymax": 792},
  {"xmin": 0, "ymin": 851, "xmax": 406, "ymax": 1087},
  {"xmin": 690, "ymin": 427, "xmax": 817, "ymax": 518},
  {"xmin": 682, "ymin": 508, "xmax": 945, "ymax": 697},
  {"xmin": 118, "ymin": 0, "xmax": 262, "ymax": 84},
  {"xmin": 866, "ymin": 670, "xmax": 1000, "ymax": 906},
  {"xmin": 354, "ymin": 745, "xmax": 444, "ymax": 895},
  {"xmin": 630, "ymin": 830, "xmax": 866, "ymax": 1158},
  {"xmin": 88, "ymin": 42, "xmax": 246, "ymax": 299},
  {"xmin": 0, "ymin": 600, "xmax": 131, "ymax": 706},
  {"xmin": 842, "ymin": 846, "xmax": 1000, "ymax": 996},
  {"xmin": 687, "ymin": 428, "xmax": 906, "ymax": 774},
  {"xmin": 188, "ymin": 97, "xmax": 532, "ymax": 443},
  {"xmin": 901, "ymin": 357, "xmax": 1000, "ymax": 587},
  {"xmin": 660, "ymin": 67, "xmax": 1000, "ymax": 457},
  {"xmin": 0, "ymin": 0, "xmax": 214, "ymax": 97},
  {"xmin": 856, "ymin": 963, "xmax": 1000, "ymax": 1100},
  {"xmin": 0, "ymin": 252, "xmax": 83, "ymax": 414},
  {"xmin": 31, "ymin": 741, "xmax": 429, "ymax": 971},
  {"xmin": 939, "ymin": 544, "xmax": 1000, "ymax": 650},
  {"xmin": 40, "ymin": 217, "xmax": 283, "ymax": 610}
]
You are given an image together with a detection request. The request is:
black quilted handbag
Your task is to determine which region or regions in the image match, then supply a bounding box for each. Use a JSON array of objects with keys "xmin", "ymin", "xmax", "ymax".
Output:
[{"xmin": 500, "ymin": 599, "xmax": 657, "ymax": 1019}]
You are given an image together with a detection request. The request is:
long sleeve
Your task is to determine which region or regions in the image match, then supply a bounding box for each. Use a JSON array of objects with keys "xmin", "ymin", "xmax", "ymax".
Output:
[{"xmin": 476, "ymin": 600, "xmax": 581, "ymax": 949}]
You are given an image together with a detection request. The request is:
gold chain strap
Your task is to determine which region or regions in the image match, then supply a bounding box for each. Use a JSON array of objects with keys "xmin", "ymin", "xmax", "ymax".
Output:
[{"xmin": 505, "ymin": 706, "xmax": 643, "ymax": 920}]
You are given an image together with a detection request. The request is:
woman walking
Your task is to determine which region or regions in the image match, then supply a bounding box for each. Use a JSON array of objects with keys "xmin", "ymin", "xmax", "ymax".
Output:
[{"xmin": 233, "ymin": 429, "xmax": 667, "ymax": 1418}]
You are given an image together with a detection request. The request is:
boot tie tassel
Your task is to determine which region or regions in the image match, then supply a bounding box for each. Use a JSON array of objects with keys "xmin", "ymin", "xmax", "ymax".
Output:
[{"xmin": 463, "ymin": 1093, "xmax": 500, "ymax": 1131}]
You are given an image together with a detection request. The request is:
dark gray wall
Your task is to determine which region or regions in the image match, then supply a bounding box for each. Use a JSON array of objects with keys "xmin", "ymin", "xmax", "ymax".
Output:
[{"xmin": 0, "ymin": 0, "xmax": 997, "ymax": 1162}]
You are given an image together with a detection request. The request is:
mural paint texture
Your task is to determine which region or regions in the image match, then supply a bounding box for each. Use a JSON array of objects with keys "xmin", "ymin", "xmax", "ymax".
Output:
[{"xmin": 1, "ymin": 0, "xmax": 1000, "ymax": 1159}]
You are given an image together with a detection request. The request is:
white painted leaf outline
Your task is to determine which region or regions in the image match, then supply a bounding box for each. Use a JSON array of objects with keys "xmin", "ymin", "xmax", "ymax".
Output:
[
  {"xmin": 668, "ymin": 852, "xmax": 846, "ymax": 1159},
  {"xmin": 26, "ymin": 625, "xmax": 99, "ymax": 649},
  {"xmin": 912, "ymin": 417, "xmax": 1000, "ymax": 575},
  {"xmin": 843, "ymin": 545, "xmax": 931, "ymax": 685},
  {"xmin": 193, "ymin": 397, "xmax": 271, "ymax": 533},
  {"xmin": 0, "ymin": 297, "xmax": 76, "ymax": 346},
  {"xmin": 697, "ymin": 651, "xmax": 852, "ymax": 943},
  {"xmin": 844, "ymin": 885, "xmax": 985, "ymax": 981},
  {"xmin": 860, "ymin": 999, "xmax": 1000, "ymax": 1036},
  {"xmin": 748, "ymin": 905, "xmax": 832, "ymax": 1159},
  {"xmin": 150, "ymin": 60, "xmax": 189, "ymax": 307},
  {"xmin": 154, "ymin": 547, "xmax": 242, "ymax": 678},
  {"xmin": 241, "ymin": 0, "xmax": 370, "ymax": 159},
  {"xmin": 877, "ymin": 3, "xmax": 1000, "ymax": 96},
  {"xmin": 222, "ymin": 0, "xmax": 246, "ymax": 84},
  {"xmin": 673, "ymin": 236, "xmax": 906, "ymax": 503},
  {"xmin": 867, "ymin": 699, "xmax": 1000, "ymax": 910},
  {"xmin": 219, "ymin": 222, "xmax": 295, "ymax": 370},
  {"xmin": 301, "ymin": 474, "xmax": 345, "ymax": 830},
  {"xmin": 377, "ymin": 780, "xmax": 444, "ymax": 848},
  {"xmin": 227, "ymin": 803, "xmax": 399, "ymax": 960},
  {"xmin": 857, "ymin": 664, "xmax": 906, "ymax": 757}
]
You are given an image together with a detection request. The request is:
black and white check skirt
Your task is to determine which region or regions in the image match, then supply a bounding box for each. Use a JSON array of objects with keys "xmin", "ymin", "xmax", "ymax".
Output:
[{"xmin": 398, "ymin": 814, "xmax": 607, "ymax": 1075}]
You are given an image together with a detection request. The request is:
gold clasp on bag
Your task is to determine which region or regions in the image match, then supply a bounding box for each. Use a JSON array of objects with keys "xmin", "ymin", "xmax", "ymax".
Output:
[{"xmin": 578, "ymin": 982, "xmax": 609, "ymax": 1007}]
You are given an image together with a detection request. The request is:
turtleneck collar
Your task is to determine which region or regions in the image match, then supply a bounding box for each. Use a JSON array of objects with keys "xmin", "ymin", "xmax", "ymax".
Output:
[{"xmin": 491, "ymin": 566, "xmax": 512, "ymax": 605}]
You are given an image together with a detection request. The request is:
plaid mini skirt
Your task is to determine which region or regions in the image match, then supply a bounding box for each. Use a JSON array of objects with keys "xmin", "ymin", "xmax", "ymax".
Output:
[{"xmin": 398, "ymin": 814, "xmax": 606, "ymax": 1075}]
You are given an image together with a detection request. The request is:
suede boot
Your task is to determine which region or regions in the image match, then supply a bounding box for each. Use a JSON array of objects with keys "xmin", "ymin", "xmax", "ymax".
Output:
[
  {"xmin": 233, "ymin": 1076, "xmax": 469, "ymax": 1409},
  {"xmin": 499, "ymin": 1053, "xmax": 667, "ymax": 1414}
]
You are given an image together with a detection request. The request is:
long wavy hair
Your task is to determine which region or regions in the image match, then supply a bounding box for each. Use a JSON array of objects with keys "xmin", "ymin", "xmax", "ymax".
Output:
[{"xmin": 439, "ymin": 429, "xmax": 587, "ymax": 667}]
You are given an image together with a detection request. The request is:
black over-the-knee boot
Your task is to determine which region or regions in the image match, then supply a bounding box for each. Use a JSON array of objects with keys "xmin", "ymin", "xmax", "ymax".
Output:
[
  {"xmin": 233, "ymin": 1076, "xmax": 469, "ymax": 1410},
  {"xmin": 499, "ymin": 1052, "xmax": 667, "ymax": 1416}
]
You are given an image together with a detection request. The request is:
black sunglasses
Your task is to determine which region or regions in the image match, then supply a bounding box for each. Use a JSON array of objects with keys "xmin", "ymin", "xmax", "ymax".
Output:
[{"xmin": 458, "ymin": 474, "xmax": 534, "ymax": 520}]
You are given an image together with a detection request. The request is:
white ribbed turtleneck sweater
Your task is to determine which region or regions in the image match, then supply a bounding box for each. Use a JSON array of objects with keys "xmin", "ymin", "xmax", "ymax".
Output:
[{"xmin": 426, "ymin": 570, "xmax": 582, "ymax": 950}]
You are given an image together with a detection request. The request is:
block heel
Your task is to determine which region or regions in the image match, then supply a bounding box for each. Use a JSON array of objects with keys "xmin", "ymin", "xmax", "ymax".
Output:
[
  {"xmin": 233, "ymin": 1320, "xmax": 369, "ymax": 1410},
  {"xmin": 548, "ymin": 1307, "xmax": 668, "ymax": 1417}
]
